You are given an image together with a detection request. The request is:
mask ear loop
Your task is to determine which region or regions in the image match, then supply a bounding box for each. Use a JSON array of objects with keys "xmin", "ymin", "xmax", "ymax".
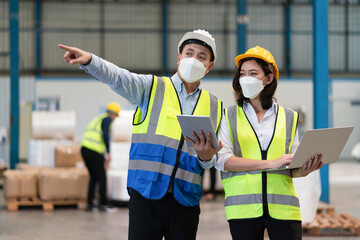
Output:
[{"xmin": 264, "ymin": 62, "xmax": 275, "ymax": 84}]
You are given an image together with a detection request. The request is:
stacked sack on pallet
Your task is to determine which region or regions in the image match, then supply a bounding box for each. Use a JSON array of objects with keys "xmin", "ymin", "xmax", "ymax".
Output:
[
  {"xmin": 3, "ymin": 111, "xmax": 89, "ymax": 203},
  {"xmin": 107, "ymin": 110, "xmax": 134, "ymax": 202}
]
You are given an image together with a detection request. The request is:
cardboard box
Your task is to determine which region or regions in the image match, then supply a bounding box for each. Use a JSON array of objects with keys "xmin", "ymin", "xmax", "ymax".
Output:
[
  {"xmin": 55, "ymin": 144, "xmax": 83, "ymax": 168},
  {"xmin": 39, "ymin": 168, "xmax": 89, "ymax": 201},
  {"xmin": 16, "ymin": 163, "xmax": 51, "ymax": 171},
  {"xmin": 3, "ymin": 170, "xmax": 38, "ymax": 199}
]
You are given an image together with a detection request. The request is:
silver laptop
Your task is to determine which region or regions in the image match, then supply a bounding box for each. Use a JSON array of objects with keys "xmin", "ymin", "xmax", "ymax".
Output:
[{"xmin": 264, "ymin": 126, "xmax": 354, "ymax": 171}]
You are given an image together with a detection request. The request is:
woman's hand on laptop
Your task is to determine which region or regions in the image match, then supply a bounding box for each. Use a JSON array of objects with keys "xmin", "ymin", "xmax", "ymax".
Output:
[
  {"xmin": 269, "ymin": 154, "xmax": 293, "ymax": 169},
  {"xmin": 291, "ymin": 153, "xmax": 323, "ymax": 178}
]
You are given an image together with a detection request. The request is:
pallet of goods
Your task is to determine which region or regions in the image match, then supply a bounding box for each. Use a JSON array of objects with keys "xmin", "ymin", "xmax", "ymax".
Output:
[{"xmin": 3, "ymin": 167, "xmax": 88, "ymax": 211}]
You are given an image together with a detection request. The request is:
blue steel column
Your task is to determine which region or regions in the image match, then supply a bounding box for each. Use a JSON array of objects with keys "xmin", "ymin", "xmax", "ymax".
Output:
[
  {"xmin": 10, "ymin": 0, "xmax": 20, "ymax": 169},
  {"xmin": 237, "ymin": 0, "xmax": 247, "ymax": 54},
  {"xmin": 162, "ymin": 1, "xmax": 168, "ymax": 75},
  {"xmin": 35, "ymin": 0, "xmax": 41, "ymax": 76},
  {"xmin": 313, "ymin": 0, "xmax": 330, "ymax": 203}
]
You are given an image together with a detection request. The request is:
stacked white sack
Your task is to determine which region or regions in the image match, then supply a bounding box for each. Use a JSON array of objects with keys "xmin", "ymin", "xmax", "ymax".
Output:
[
  {"xmin": 110, "ymin": 142, "xmax": 130, "ymax": 170},
  {"xmin": 32, "ymin": 111, "xmax": 76, "ymax": 140},
  {"xmin": 111, "ymin": 110, "xmax": 133, "ymax": 142},
  {"xmin": 108, "ymin": 110, "xmax": 134, "ymax": 201},
  {"xmin": 28, "ymin": 139, "xmax": 57, "ymax": 168},
  {"xmin": 107, "ymin": 169, "xmax": 130, "ymax": 201}
]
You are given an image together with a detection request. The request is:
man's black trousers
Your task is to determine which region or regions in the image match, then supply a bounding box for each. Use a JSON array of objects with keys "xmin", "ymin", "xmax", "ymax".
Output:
[
  {"xmin": 81, "ymin": 147, "xmax": 107, "ymax": 206},
  {"xmin": 128, "ymin": 191, "xmax": 200, "ymax": 240}
]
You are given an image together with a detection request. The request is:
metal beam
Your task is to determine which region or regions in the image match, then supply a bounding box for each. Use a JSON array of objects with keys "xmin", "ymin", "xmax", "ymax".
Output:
[
  {"xmin": 313, "ymin": 0, "xmax": 330, "ymax": 203},
  {"xmin": 10, "ymin": 0, "xmax": 20, "ymax": 169}
]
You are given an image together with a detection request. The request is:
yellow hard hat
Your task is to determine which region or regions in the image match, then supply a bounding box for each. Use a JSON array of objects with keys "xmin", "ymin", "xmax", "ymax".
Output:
[
  {"xmin": 106, "ymin": 102, "xmax": 121, "ymax": 116},
  {"xmin": 234, "ymin": 46, "xmax": 279, "ymax": 81}
]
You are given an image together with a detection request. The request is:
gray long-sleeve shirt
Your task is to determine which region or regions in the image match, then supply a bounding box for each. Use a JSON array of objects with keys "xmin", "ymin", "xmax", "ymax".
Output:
[{"xmin": 80, "ymin": 54, "xmax": 215, "ymax": 169}]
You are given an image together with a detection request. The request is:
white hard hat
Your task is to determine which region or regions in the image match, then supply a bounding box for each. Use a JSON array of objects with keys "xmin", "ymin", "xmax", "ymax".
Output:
[{"xmin": 177, "ymin": 29, "xmax": 217, "ymax": 62}]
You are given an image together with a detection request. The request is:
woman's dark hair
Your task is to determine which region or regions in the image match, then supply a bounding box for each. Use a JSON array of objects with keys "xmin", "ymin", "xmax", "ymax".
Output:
[{"xmin": 232, "ymin": 57, "xmax": 277, "ymax": 109}]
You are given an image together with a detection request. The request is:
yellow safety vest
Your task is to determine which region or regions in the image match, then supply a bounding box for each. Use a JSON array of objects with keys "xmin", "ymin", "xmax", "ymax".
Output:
[
  {"xmin": 221, "ymin": 104, "xmax": 301, "ymax": 221},
  {"xmin": 81, "ymin": 113, "xmax": 109, "ymax": 154}
]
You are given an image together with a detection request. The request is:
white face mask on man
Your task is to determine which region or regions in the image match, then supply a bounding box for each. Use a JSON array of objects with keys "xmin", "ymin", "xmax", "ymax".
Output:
[
  {"xmin": 239, "ymin": 76, "xmax": 266, "ymax": 99},
  {"xmin": 178, "ymin": 57, "xmax": 207, "ymax": 83}
]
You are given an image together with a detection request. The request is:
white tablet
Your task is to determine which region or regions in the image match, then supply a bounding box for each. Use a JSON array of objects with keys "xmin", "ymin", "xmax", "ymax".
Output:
[{"xmin": 177, "ymin": 115, "xmax": 219, "ymax": 149}]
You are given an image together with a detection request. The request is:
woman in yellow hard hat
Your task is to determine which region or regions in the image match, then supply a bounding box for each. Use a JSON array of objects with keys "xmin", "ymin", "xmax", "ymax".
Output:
[{"xmin": 215, "ymin": 46, "xmax": 323, "ymax": 240}]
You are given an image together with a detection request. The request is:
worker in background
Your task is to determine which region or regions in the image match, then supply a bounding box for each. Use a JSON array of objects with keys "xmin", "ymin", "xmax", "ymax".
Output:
[
  {"xmin": 80, "ymin": 102, "xmax": 120, "ymax": 212},
  {"xmin": 215, "ymin": 46, "xmax": 323, "ymax": 240},
  {"xmin": 59, "ymin": 29, "xmax": 223, "ymax": 240}
]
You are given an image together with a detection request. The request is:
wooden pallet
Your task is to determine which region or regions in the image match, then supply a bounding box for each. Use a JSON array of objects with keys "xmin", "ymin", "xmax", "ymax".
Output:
[
  {"xmin": 303, "ymin": 213, "xmax": 360, "ymax": 236},
  {"xmin": 264, "ymin": 203, "xmax": 360, "ymax": 237},
  {"xmin": 7, "ymin": 198, "xmax": 86, "ymax": 211}
]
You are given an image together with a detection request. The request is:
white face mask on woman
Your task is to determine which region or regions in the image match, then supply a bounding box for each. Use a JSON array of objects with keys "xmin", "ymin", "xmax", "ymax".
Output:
[
  {"xmin": 178, "ymin": 57, "xmax": 207, "ymax": 83},
  {"xmin": 239, "ymin": 76, "xmax": 265, "ymax": 99}
]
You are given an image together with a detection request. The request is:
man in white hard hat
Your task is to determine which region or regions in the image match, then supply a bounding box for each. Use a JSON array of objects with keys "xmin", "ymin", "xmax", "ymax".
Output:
[{"xmin": 59, "ymin": 29, "xmax": 223, "ymax": 240}]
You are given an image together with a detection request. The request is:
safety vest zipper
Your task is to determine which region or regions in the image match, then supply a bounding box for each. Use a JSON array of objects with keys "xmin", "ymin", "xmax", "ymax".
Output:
[
  {"xmin": 261, "ymin": 150, "xmax": 269, "ymax": 217},
  {"xmin": 168, "ymin": 135, "xmax": 185, "ymax": 192}
]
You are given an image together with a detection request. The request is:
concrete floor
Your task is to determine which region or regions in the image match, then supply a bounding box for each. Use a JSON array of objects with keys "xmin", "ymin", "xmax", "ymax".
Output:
[{"xmin": 0, "ymin": 159, "xmax": 359, "ymax": 240}]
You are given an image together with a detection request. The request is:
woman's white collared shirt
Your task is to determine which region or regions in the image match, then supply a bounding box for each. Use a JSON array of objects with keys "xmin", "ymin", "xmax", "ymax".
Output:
[{"xmin": 215, "ymin": 101, "xmax": 299, "ymax": 171}]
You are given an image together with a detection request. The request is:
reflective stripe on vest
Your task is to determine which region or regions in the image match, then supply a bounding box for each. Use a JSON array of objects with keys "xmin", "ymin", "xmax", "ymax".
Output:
[
  {"xmin": 221, "ymin": 104, "xmax": 301, "ymax": 221},
  {"xmin": 128, "ymin": 76, "xmax": 222, "ymax": 206},
  {"xmin": 81, "ymin": 113, "xmax": 108, "ymax": 154}
]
